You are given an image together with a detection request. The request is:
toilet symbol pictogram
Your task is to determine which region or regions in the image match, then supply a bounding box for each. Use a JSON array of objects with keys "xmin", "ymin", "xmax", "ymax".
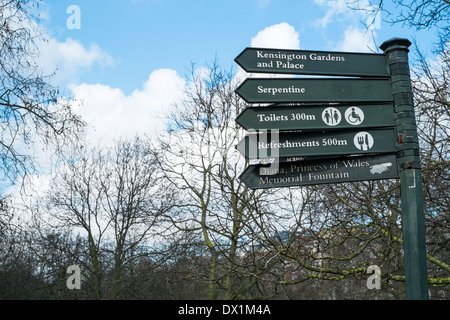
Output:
[{"xmin": 322, "ymin": 107, "xmax": 342, "ymax": 126}]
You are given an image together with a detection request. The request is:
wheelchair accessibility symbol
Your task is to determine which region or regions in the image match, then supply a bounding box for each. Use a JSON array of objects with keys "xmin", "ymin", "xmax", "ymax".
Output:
[{"xmin": 345, "ymin": 107, "xmax": 364, "ymax": 125}]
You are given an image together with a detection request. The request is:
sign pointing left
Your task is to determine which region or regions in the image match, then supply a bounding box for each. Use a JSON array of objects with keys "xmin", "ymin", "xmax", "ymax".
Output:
[
  {"xmin": 239, "ymin": 154, "xmax": 399, "ymax": 189},
  {"xmin": 235, "ymin": 77, "xmax": 393, "ymax": 103},
  {"xmin": 235, "ymin": 47, "xmax": 389, "ymax": 77},
  {"xmin": 235, "ymin": 103, "xmax": 395, "ymax": 131},
  {"xmin": 236, "ymin": 128, "xmax": 398, "ymax": 160}
]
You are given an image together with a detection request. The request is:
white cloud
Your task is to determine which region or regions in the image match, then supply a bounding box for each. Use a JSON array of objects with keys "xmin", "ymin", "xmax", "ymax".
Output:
[
  {"xmin": 38, "ymin": 37, "xmax": 114, "ymax": 85},
  {"xmin": 313, "ymin": 0, "xmax": 376, "ymax": 27},
  {"xmin": 250, "ymin": 22, "xmax": 300, "ymax": 49},
  {"xmin": 335, "ymin": 26, "xmax": 375, "ymax": 52},
  {"xmin": 70, "ymin": 68, "xmax": 185, "ymax": 147},
  {"xmin": 0, "ymin": 2, "xmax": 111, "ymax": 87},
  {"xmin": 313, "ymin": 0, "xmax": 353, "ymax": 28},
  {"xmin": 312, "ymin": 0, "xmax": 379, "ymax": 52},
  {"xmin": 256, "ymin": 0, "xmax": 271, "ymax": 9},
  {"xmin": 233, "ymin": 22, "xmax": 301, "ymax": 80}
]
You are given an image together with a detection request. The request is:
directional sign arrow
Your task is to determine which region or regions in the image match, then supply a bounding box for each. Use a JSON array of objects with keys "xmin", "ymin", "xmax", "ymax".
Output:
[
  {"xmin": 239, "ymin": 154, "xmax": 399, "ymax": 189},
  {"xmin": 235, "ymin": 103, "xmax": 395, "ymax": 131},
  {"xmin": 235, "ymin": 78, "xmax": 393, "ymax": 104},
  {"xmin": 235, "ymin": 47, "xmax": 389, "ymax": 77},
  {"xmin": 236, "ymin": 128, "xmax": 397, "ymax": 160}
]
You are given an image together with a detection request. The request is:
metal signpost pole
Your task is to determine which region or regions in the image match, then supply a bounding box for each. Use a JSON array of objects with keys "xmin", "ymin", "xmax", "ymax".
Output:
[{"xmin": 380, "ymin": 38, "xmax": 429, "ymax": 300}]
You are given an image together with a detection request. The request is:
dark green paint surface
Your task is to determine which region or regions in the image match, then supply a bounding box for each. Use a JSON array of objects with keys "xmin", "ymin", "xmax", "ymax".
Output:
[
  {"xmin": 236, "ymin": 128, "xmax": 397, "ymax": 159},
  {"xmin": 235, "ymin": 103, "xmax": 395, "ymax": 131},
  {"xmin": 235, "ymin": 48, "xmax": 389, "ymax": 77},
  {"xmin": 235, "ymin": 78, "xmax": 393, "ymax": 103},
  {"xmin": 239, "ymin": 154, "xmax": 399, "ymax": 189}
]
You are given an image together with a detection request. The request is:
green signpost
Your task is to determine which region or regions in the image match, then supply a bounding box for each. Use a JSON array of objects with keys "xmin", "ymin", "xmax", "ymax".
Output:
[
  {"xmin": 235, "ymin": 103, "xmax": 395, "ymax": 131},
  {"xmin": 235, "ymin": 77, "xmax": 393, "ymax": 103},
  {"xmin": 236, "ymin": 128, "xmax": 397, "ymax": 159},
  {"xmin": 240, "ymin": 154, "xmax": 399, "ymax": 189},
  {"xmin": 235, "ymin": 47, "xmax": 389, "ymax": 77},
  {"xmin": 234, "ymin": 38, "xmax": 429, "ymax": 300}
]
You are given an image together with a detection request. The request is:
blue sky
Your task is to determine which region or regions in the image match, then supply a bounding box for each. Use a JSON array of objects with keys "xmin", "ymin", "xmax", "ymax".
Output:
[
  {"xmin": 2, "ymin": 0, "xmax": 440, "ymax": 196},
  {"xmin": 40, "ymin": 1, "xmax": 434, "ymax": 91},
  {"xmin": 33, "ymin": 0, "xmax": 436, "ymax": 144}
]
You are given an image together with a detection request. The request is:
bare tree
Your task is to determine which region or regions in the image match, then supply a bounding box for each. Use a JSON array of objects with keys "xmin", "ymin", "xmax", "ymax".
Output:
[
  {"xmin": 43, "ymin": 136, "xmax": 169, "ymax": 299},
  {"xmin": 0, "ymin": 0, "xmax": 84, "ymax": 184},
  {"xmin": 349, "ymin": 0, "xmax": 450, "ymax": 51},
  {"xmin": 412, "ymin": 45, "xmax": 450, "ymax": 297},
  {"xmin": 155, "ymin": 62, "xmax": 285, "ymax": 299}
]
